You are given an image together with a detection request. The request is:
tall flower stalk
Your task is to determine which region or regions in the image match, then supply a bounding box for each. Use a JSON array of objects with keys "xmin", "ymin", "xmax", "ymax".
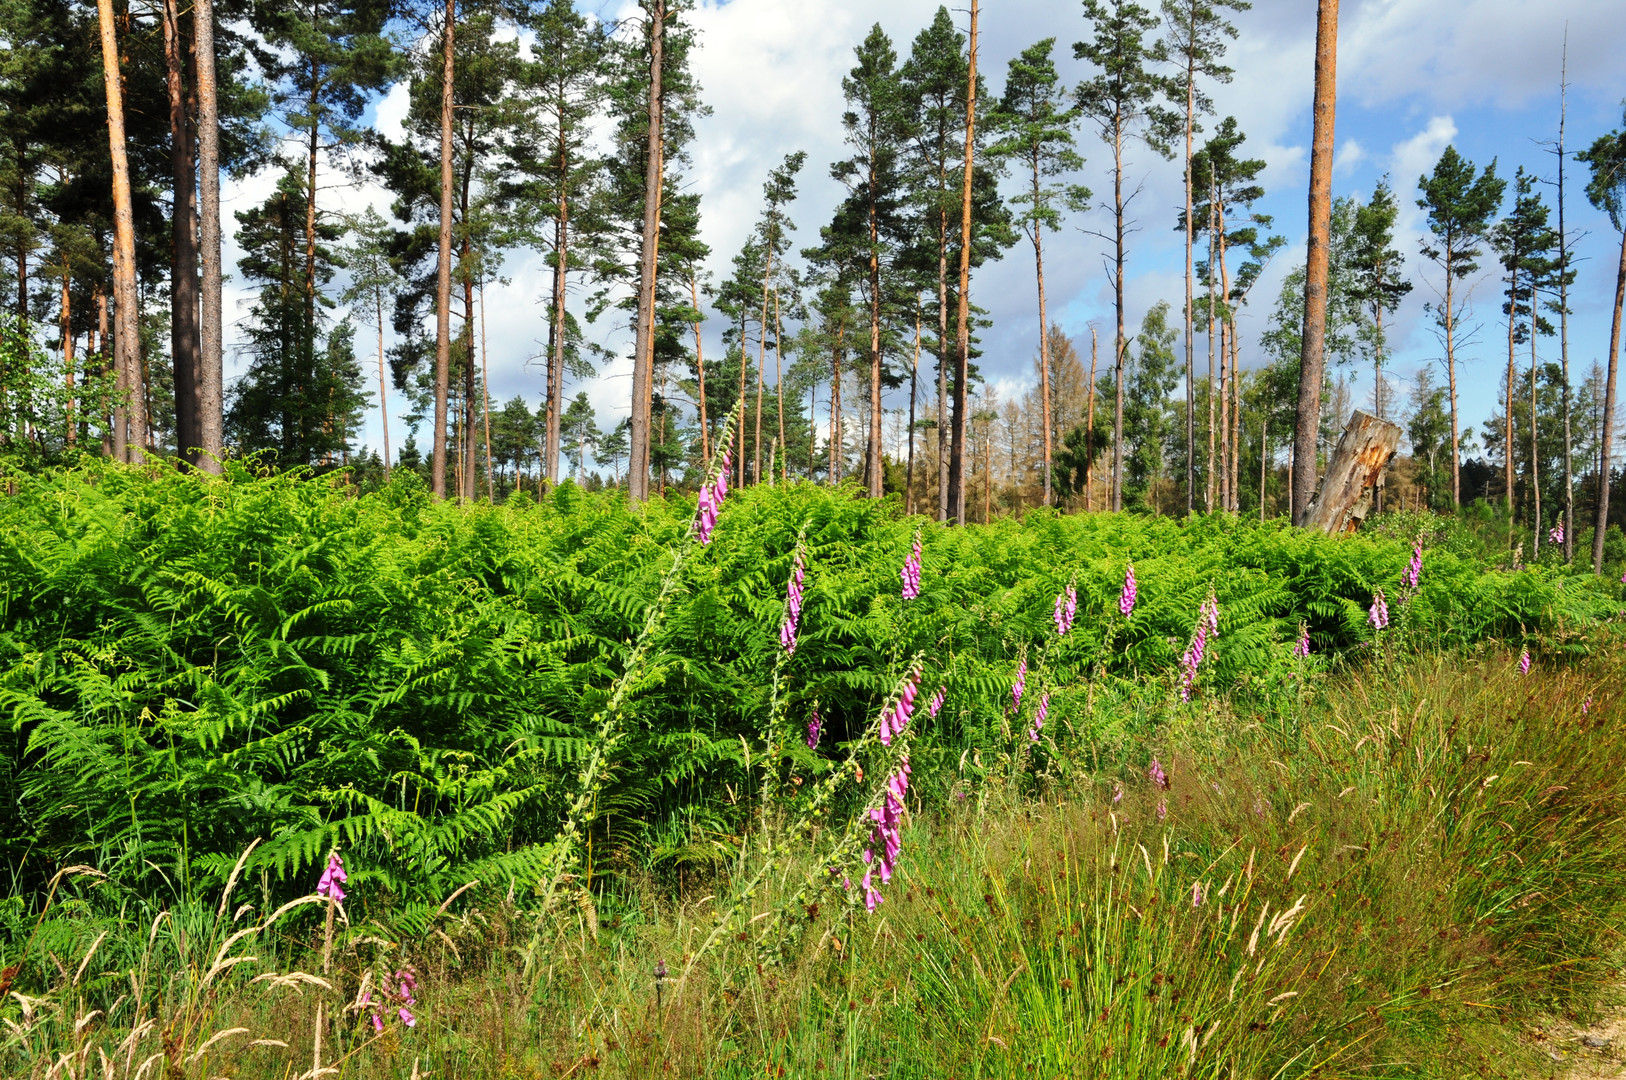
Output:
[
  {"xmin": 900, "ymin": 528, "xmax": 923, "ymax": 600},
  {"xmin": 1119, "ymin": 562, "xmax": 1137, "ymax": 617},
  {"xmin": 1179, "ymin": 588, "xmax": 1220, "ymax": 702}
]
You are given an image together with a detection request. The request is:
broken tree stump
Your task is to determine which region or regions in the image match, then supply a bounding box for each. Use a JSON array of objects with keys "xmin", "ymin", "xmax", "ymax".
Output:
[{"xmin": 1303, "ymin": 410, "xmax": 1402, "ymax": 535}]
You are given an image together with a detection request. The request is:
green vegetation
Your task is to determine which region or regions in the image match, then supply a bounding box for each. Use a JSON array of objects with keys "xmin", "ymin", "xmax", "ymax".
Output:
[{"xmin": 2, "ymin": 465, "xmax": 1623, "ymax": 1077}]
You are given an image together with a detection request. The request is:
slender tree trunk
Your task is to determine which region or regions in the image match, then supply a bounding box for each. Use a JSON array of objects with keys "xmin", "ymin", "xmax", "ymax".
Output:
[
  {"xmin": 865, "ymin": 134, "xmax": 883, "ymax": 499},
  {"xmin": 546, "ymin": 122, "xmax": 570, "ymax": 488},
  {"xmin": 480, "ymin": 276, "xmax": 493, "ymax": 500},
  {"xmin": 60, "ymin": 255, "xmax": 74, "ymax": 445},
  {"xmin": 98, "ymin": 0, "xmax": 144, "ymax": 461},
  {"xmin": 97, "ymin": 283, "xmax": 111, "ymax": 454},
  {"xmin": 1085, "ymin": 325, "xmax": 1097, "ymax": 511},
  {"xmin": 1205, "ymin": 177, "xmax": 1217, "ymax": 512},
  {"xmin": 375, "ymin": 289, "xmax": 390, "ymax": 478},
  {"xmin": 906, "ymin": 310, "xmax": 920, "ymax": 513},
  {"xmin": 12, "ymin": 137, "xmax": 24, "ymax": 332},
  {"xmin": 164, "ymin": 0, "xmax": 200, "ymax": 464},
  {"xmin": 1032, "ymin": 150, "xmax": 1052, "ymax": 506},
  {"xmin": 462, "ymin": 246, "xmax": 476, "ymax": 501},
  {"xmin": 757, "ymin": 244, "xmax": 771, "ymax": 486},
  {"xmin": 1292, "ymin": 0, "xmax": 1339, "ymax": 525},
  {"xmin": 1444, "ymin": 266, "xmax": 1461, "ymax": 506},
  {"xmin": 304, "ymin": 55, "xmax": 321, "ymax": 415},
  {"xmin": 690, "ymin": 271, "xmax": 707, "ymax": 461},
  {"xmin": 1182, "ymin": 38, "xmax": 1196, "ymax": 515},
  {"xmin": 1504, "ymin": 267, "xmax": 1517, "ymax": 518},
  {"xmin": 1530, "ymin": 284, "xmax": 1540, "ymax": 551},
  {"xmin": 775, "ymin": 290, "xmax": 786, "ymax": 482},
  {"xmin": 937, "ymin": 208, "xmax": 949, "ymax": 519},
  {"xmin": 628, "ymin": 0, "xmax": 665, "ymax": 503},
  {"xmin": 431, "ymin": 0, "xmax": 456, "ymax": 498},
  {"xmin": 830, "ymin": 322, "xmax": 843, "ymax": 483},
  {"xmin": 737, "ymin": 309, "xmax": 748, "ymax": 487},
  {"xmin": 1218, "ymin": 201, "xmax": 1233, "ymax": 510},
  {"xmin": 1557, "ymin": 52, "xmax": 1575, "ymax": 560},
  {"xmin": 195, "ymin": 0, "xmax": 223, "ymax": 471},
  {"xmin": 1112, "ymin": 123, "xmax": 1126, "ymax": 513},
  {"xmin": 1229, "ymin": 317, "xmax": 1241, "ymax": 510},
  {"xmin": 948, "ymin": 0, "xmax": 978, "ymax": 524},
  {"xmin": 1260, "ymin": 410, "xmax": 1268, "ymax": 520},
  {"xmin": 1593, "ymin": 226, "xmax": 1625, "ymax": 574}
]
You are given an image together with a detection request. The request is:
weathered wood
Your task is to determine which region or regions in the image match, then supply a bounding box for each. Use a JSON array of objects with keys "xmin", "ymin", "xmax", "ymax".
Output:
[{"xmin": 1304, "ymin": 409, "xmax": 1402, "ymax": 535}]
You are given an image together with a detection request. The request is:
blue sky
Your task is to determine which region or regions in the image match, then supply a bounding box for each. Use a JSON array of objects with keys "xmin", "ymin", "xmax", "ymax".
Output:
[{"xmin": 222, "ymin": 0, "xmax": 1626, "ymax": 467}]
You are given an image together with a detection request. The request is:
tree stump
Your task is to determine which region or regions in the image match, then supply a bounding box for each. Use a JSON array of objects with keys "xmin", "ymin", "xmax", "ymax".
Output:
[{"xmin": 1303, "ymin": 410, "xmax": 1403, "ymax": 535}]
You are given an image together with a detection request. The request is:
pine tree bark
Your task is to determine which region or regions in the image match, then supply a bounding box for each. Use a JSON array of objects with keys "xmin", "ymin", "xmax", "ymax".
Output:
[
  {"xmin": 775, "ymin": 290, "xmax": 786, "ymax": 482},
  {"xmin": 628, "ymin": 0, "xmax": 665, "ymax": 503},
  {"xmin": 757, "ymin": 243, "xmax": 772, "ymax": 485},
  {"xmin": 1530, "ymin": 284, "xmax": 1540, "ymax": 551},
  {"xmin": 545, "ymin": 113, "xmax": 570, "ymax": 488},
  {"xmin": 1031, "ymin": 150, "xmax": 1052, "ymax": 506},
  {"xmin": 164, "ymin": 0, "xmax": 200, "ymax": 465},
  {"xmin": 936, "ymin": 214, "xmax": 949, "ymax": 519},
  {"xmin": 432, "ymin": 0, "xmax": 456, "ymax": 498},
  {"xmin": 1205, "ymin": 180, "xmax": 1217, "ymax": 512},
  {"xmin": 1444, "ymin": 265, "xmax": 1461, "ymax": 506},
  {"xmin": 947, "ymin": 0, "xmax": 977, "ymax": 524},
  {"xmin": 906, "ymin": 311, "xmax": 919, "ymax": 513},
  {"xmin": 98, "ymin": 0, "xmax": 144, "ymax": 461},
  {"xmin": 690, "ymin": 271, "xmax": 707, "ymax": 461},
  {"xmin": 1557, "ymin": 56, "xmax": 1574, "ymax": 560},
  {"xmin": 60, "ymin": 254, "xmax": 74, "ymax": 445},
  {"xmin": 195, "ymin": 0, "xmax": 223, "ymax": 471},
  {"xmin": 1291, "ymin": 0, "xmax": 1339, "ymax": 526},
  {"xmin": 1111, "ymin": 122, "xmax": 1126, "ymax": 513},
  {"xmin": 1592, "ymin": 224, "xmax": 1626, "ymax": 573},
  {"xmin": 1181, "ymin": 20, "xmax": 1197, "ymax": 516},
  {"xmin": 1085, "ymin": 326, "xmax": 1097, "ymax": 510},
  {"xmin": 1503, "ymin": 267, "xmax": 1516, "ymax": 516}
]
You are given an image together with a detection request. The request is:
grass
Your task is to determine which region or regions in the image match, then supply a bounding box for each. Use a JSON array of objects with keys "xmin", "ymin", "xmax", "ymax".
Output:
[{"xmin": 7, "ymin": 643, "xmax": 1625, "ymax": 1079}]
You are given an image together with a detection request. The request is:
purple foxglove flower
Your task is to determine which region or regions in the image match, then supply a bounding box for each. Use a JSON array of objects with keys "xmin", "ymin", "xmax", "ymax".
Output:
[
  {"xmin": 1401, "ymin": 540, "xmax": 1423, "ymax": 591},
  {"xmin": 1148, "ymin": 757, "xmax": 1168, "ymax": 789},
  {"xmin": 780, "ymin": 551, "xmax": 806, "ymax": 656},
  {"xmin": 1179, "ymin": 595, "xmax": 1216, "ymax": 701},
  {"xmin": 316, "ymin": 851, "xmax": 346, "ymax": 902},
  {"xmin": 1205, "ymin": 595, "xmax": 1219, "ymax": 638},
  {"xmin": 1119, "ymin": 563, "xmax": 1137, "ymax": 617},
  {"xmin": 1156, "ymin": 799, "xmax": 1167, "ymax": 821},
  {"xmin": 1011, "ymin": 660, "xmax": 1026, "ymax": 713},
  {"xmin": 1192, "ymin": 882, "xmax": 1204, "ymax": 907},
  {"xmin": 1519, "ymin": 649, "xmax": 1530, "ymax": 675},
  {"xmin": 1054, "ymin": 584, "xmax": 1077, "ymax": 636},
  {"xmin": 1549, "ymin": 523, "xmax": 1565, "ymax": 546},
  {"xmin": 878, "ymin": 669, "xmax": 920, "ymax": 746},
  {"xmin": 900, "ymin": 532, "xmax": 923, "ymax": 600},
  {"xmin": 927, "ymin": 686, "xmax": 946, "ymax": 719},
  {"xmin": 1293, "ymin": 623, "xmax": 1311, "ymax": 659},
  {"xmin": 862, "ymin": 869, "xmax": 882, "ymax": 911},
  {"xmin": 1027, "ymin": 693, "xmax": 1049, "ymax": 743},
  {"xmin": 398, "ymin": 1007, "xmax": 415, "ymax": 1028},
  {"xmin": 372, "ymin": 1012, "xmax": 384, "ymax": 1033},
  {"xmin": 806, "ymin": 707, "xmax": 822, "ymax": 749},
  {"xmin": 1112, "ymin": 781, "xmax": 1123, "ymax": 803},
  {"xmin": 1367, "ymin": 588, "xmax": 1389, "ymax": 632}
]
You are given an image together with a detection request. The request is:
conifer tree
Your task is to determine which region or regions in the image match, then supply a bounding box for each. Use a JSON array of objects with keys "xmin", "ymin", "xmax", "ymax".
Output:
[
  {"xmin": 988, "ymin": 38, "xmax": 1088, "ymax": 507},
  {"xmin": 1075, "ymin": 0, "xmax": 1176, "ymax": 512},
  {"xmin": 1417, "ymin": 145, "xmax": 1505, "ymax": 507},
  {"xmin": 1347, "ymin": 178, "xmax": 1411, "ymax": 423},
  {"xmin": 1160, "ymin": 0, "xmax": 1247, "ymax": 515}
]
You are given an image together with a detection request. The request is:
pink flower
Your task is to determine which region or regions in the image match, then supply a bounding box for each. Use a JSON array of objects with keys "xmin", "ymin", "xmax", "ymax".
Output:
[
  {"xmin": 372, "ymin": 1012, "xmax": 384, "ymax": 1033},
  {"xmin": 1011, "ymin": 661, "xmax": 1027, "ymax": 713},
  {"xmin": 1519, "ymin": 649, "xmax": 1530, "ymax": 675},
  {"xmin": 900, "ymin": 531, "xmax": 923, "ymax": 601},
  {"xmin": 1156, "ymin": 799, "xmax": 1167, "ymax": 821},
  {"xmin": 316, "ymin": 851, "xmax": 346, "ymax": 903},
  {"xmin": 1179, "ymin": 592, "xmax": 1218, "ymax": 701},
  {"xmin": 1292, "ymin": 623, "xmax": 1311, "ymax": 659},
  {"xmin": 1368, "ymin": 588, "xmax": 1389, "ymax": 632},
  {"xmin": 927, "ymin": 686, "xmax": 946, "ymax": 719},
  {"xmin": 1148, "ymin": 757, "xmax": 1168, "ymax": 789},
  {"xmin": 806, "ymin": 707, "xmax": 822, "ymax": 749},
  {"xmin": 398, "ymin": 1007, "xmax": 415, "ymax": 1028},
  {"xmin": 1054, "ymin": 584, "xmax": 1077, "ymax": 636},
  {"xmin": 780, "ymin": 549, "xmax": 806, "ymax": 656},
  {"xmin": 1119, "ymin": 563, "xmax": 1137, "ymax": 617},
  {"xmin": 693, "ymin": 452, "xmax": 731, "ymax": 546},
  {"xmin": 1191, "ymin": 882, "xmax": 1204, "ymax": 907},
  {"xmin": 1550, "ymin": 523, "xmax": 1565, "ymax": 546},
  {"xmin": 1401, "ymin": 539, "xmax": 1423, "ymax": 591},
  {"xmin": 1028, "ymin": 693, "xmax": 1049, "ymax": 742},
  {"xmin": 878, "ymin": 669, "xmax": 920, "ymax": 747},
  {"xmin": 1584, "ymin": 695, "xmax": 1593, "ymax": 716}
]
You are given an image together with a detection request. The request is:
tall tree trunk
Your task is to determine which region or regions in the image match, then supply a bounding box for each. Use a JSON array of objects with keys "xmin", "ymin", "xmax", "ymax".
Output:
[
  {"xmin": 947, "ymin": 0, "xmax": 977, "ymax": 524},
  {"xmin": 12, "ymin": 136, "xmax": 24, "ymax": 331},
  {"xmin": 1557, "ymin": 48, "xmax": 1575, "ymax": 560},
  {"xmin": 865, "ymin": 135, "xmax": 883, "ymax": 499},
  {"xmin": 1445, "ymin": 265, "xmax": 1461, "ymax": 506},
  {"xmin": 375, "ymin": 288, "xmax": 390, "ymax": 478},
  {"xmin": 60, "ymin": 254, "xmax": 75, "ymax": 445},
  {"xmin": 431, "ymin": 0, "xmax": 456, "ymax": 498},
  {"xmin": 195, "ymin": 0, "xmax": 223, "ymax": 472},
  {"xmin": 937, "ymin": 208, "xmax": 949, "ymax": 519},
  {"xmin": 1504, "ymin": 267, "xmax": 1517, "ymax": 518},
  {"xmin": 628, "ymin": 0, "xmax": 665, "ymax": 503},
  {"xmin": 1230, "ymin": 316, "xmax": 1241, "ymax": 510},
  {"xmin": 1205, "ymin": 178, "xmax": 1217, "ymax": 512},
  {"xmin": 775, "ymin": 290, "xmax": 786, "ymax": 482},
  {"xmin": 463, "ymin": 246, "xmax": 476, "ymax": 501},
  {"xmin": 304, "ymin": 57, "xmax": 321, "ymax": 423},
  {"xmin": 546, "ymin": 116, "xmax": 570, "ymax": 488},
  {"xmin": 1032, "ymin": 149, "xmax": 1052, "ymax": 506},
  {"xmin": 1111, "ymin": 123, "xmax": 1126, "ymax": 513},
  {"xmin": 906, "ymin": 310, "xmax": 919, "ymax": 513},
  {"xmin": 164, "ymin": 0, "xmax": 200, "ymax": 464},
  {"xmin": 736, "ymin": 308, "xmax": 747, "ymax": 487},
  {"xmin": 1218, "ymin": 198, "xmax": 1233, "ymax": 510},
  {"xmin": 480, "ymin": 276, "xmax": 493, "ymax": 500},
  {"xmin": 98, "ymin": 0, "xmax": 144, "ymax": 461},
  {"xmin": 830, "ymin": 321, "xmax": 843, "ymax": 483},
  {"xmin": 1292, "ymin": 0, "xmax": 1339, "ymax": 525},
  {"xmin": 1085, "ymin": 325, "xmax": 1097, "ymax": 510},
  {"xmin": 1181, "ymin": 32, "xmax": 1196, "ymax": 516},
  {"xmin": 757, "ymin": 248, "xmax": 771, "ymax": 486},
  {"xmin": 1592, "ymin": 225, "xmax": 1624, "ymax": 574},
  {"xmin": 97, "ymin": 283, "xmax": 111, "ymax": 454},
  {"xmin": 690, "ymin": 270, "xmax": 707, "ymax": 461},
  {"xmin": 1530, "ymin": 283, "xmax": 1540, "ymax": 551}
]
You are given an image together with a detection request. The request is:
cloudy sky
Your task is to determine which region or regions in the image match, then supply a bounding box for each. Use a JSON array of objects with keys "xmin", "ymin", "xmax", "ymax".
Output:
[{"xmin": 221, "ymin": 0, "xmax": 1626, "ymax": 469}]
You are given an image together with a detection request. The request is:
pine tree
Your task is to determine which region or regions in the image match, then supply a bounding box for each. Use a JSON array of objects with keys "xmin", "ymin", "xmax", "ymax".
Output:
[
  {"xmin": 988, "ymin": 38, "xmax": 1088, "ymax": 507},
  {"xmin": 1160, "ymin": 0, "xmax": 1247, "ymax": 515},
  {"xmin": 1579, "ymin": 109, "xmax": 1626, "ymax": 573},
  {"xmin": 1075, "ymin": 0, "xmax": 1176, "ymax": 512},
  {"xmin": 830, "ymin": 24, "xmax": 910, "ymax": 499},
  {"xmin": 1347, "ymin": 178, "xmax": 1411, "ymax": 424},
  {"xmin": 1417, "ymin": 145, "xmax": 1505, "ymax": 508},
  {"xmin": 1123, "ymin": 300, "xmax": 1179, "ymax": 511},
  {"xmin": 338, "ymin": 207, "xmax": 402, "ymax": 478}
]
